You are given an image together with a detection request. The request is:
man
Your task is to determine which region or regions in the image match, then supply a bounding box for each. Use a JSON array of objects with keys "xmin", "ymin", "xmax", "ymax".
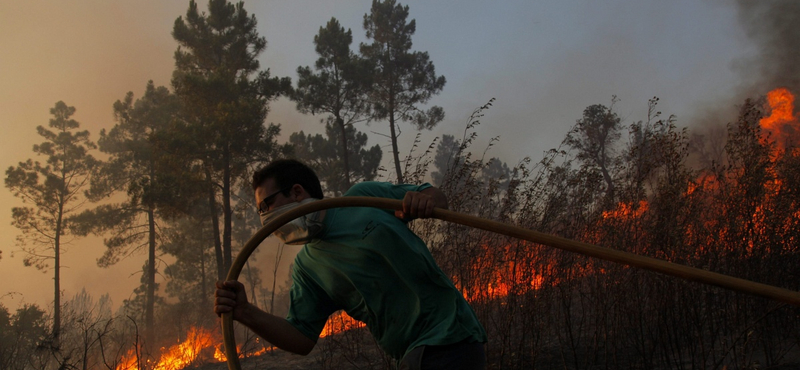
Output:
[{"xmin": 215, "ymin": 159, "xmax": 487, "ymax": 369}]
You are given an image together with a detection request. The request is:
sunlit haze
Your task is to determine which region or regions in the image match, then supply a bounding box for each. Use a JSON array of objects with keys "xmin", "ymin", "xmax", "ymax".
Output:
[{"xmin": 0, "ymin": 0, "xmax": 778, "ymax": 313}]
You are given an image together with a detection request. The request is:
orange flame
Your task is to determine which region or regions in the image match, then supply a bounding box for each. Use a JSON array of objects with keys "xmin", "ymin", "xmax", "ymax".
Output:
[
  {"xmin": 320, "ymin": 311, "xmax": 364, "ymax": 338},
  {"xmin": 116, "ymin": 348, "xmax": 140, "ymax": 370},
  {"xmin": 457, "ymin": 243, "xmax": 555, "ymax": 302},
  {"xmin": 602, "ymin": 200, "xmax": 649, "ymax": 220},
  {"xmin": 117, "ymin": 315, "xmax": 362, "ymax": 370},
  {"xmin": 687, "ymin": 173, "xmax": 718, "ymax": 195},
  {"xmin": 759, "ymin": 87, "xmax": 798, "ymax": 151},
  {"xmin": 116, "ymin": 326, "xmax": 253, "ymax": 370},
  {"xmin": 115, "ymin": 327, "xmax": 214, "ymax": 370},
  {"xmin": 213, "ymin": 346, "xmax": 227, "ymax": 362},
  {"xmin": 213, "ymin": 340, "xmax": 275, "ymax": 362},
  {"xmin": 452, "ymin": 89, "xmax": 797, "ymax": 305},
  {"xmin": 459, "ymin": 201, "xmax": 652, "ymax": 303},
  {"xmin": 154, "ymin": 327, "xmax": 214, "ymax": 370}
]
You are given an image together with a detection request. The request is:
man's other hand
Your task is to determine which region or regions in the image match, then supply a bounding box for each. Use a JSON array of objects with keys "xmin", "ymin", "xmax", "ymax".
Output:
[{"xmin": 215, "ymin": 280, "xmax": 250, "ymax": 320}]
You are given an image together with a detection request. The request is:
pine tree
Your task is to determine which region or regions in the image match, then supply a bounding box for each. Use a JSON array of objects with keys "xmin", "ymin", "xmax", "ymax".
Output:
[
  {"xmin": 172, "ymin": 0, "xmax": 291, "ymax": 278},
  {"xmin": 293, "ymin": 17, "xmax": 373, "ymax": 190},
  {"xmin": 70, "ymin": 82, "xmax": 192, "ymax": 345},
  {"xmin": 564, "ymin": 102, "xmax": 622, "ymax": 203},
  {"xmin": 5, "ymin": 101, "xmax": 97, "ymax": 342},
  {"xmin": 289, "ymin": 123, "xmax": 382, "ymax": 195},
  {"xmin": 361, "ymin": 0, "xmax": 446, "ymax": 183}
]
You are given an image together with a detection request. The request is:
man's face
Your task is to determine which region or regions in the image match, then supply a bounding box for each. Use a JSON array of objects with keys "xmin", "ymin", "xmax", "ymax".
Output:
[{"xmin": 255, "ymin": 177, "xmax": 297, "ymax": 215}]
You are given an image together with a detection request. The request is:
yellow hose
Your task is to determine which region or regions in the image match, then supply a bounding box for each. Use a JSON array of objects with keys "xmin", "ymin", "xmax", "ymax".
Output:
[{"xmin": 222, "ymin": 196, "xmax": 800, "ymax": 370}]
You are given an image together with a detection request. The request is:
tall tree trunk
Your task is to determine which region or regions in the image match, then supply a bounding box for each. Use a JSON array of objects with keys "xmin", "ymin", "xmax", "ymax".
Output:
[
  {"xmin": 53, "ymin": 219, "xmax": 61, "ymax": 345},
  {"xmin": 388, "ymin": 93, "xmax": 403, "ymax": 183},
  {"xmin": 222, "ymin": 146, "xmax": 232, "ymax": 275},
  {"xmin": 145, "ymin": 205, "xmax": 156, "ymax": 346},
  {"xmin": 598, "ymin": 143, "xmax": 615, "ymax": 205},
  {"xmin": 270, "ymin": 244, "xmax": 284, "ymax": 315},
  {"xmin": 200, "ymin": 226, "xmax": 208, "ymax": 309},
  {"xmin": 601, "ymin": 166, "xmax": 615, "ymax": 202},
  {"xmin": 390, "ymin": 119, "xmax": 403, "ymax": 184},
  {"xmin": 205, "ymin": 165, "xmax": 224, "ymax": 281},
  {"xmin": 245, "ymin": 261, "xmax": 258, "ymax": 309},
  {"xmin": 336, "ymin": 116, "xmax": 352, "ymax": 190},
  {"xmin": 53, "ymin": 181, "xmax": 64, "ymax": 346}
]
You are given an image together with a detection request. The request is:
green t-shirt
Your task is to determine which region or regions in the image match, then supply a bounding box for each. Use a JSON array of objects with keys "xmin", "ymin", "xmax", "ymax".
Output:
[{"xmin": 285, "ymin": 181, "xmax": 487, "ymax": 360}]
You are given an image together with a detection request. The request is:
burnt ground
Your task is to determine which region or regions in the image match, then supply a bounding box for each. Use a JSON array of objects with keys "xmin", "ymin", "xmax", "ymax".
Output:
[
  {"xmin": 196, "ymin": 329, "xmax": 390, "ymax": 370},
  {"xmin": 196, "ymin": 348, "xmax": 334, "ymax": 370},
  {"xmin": 195, "ymin": 331, "xmax": 800, "ymax": 370}
]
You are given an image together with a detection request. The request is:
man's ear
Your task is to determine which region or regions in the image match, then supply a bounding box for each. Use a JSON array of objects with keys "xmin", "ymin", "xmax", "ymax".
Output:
[{"xmin": 291, "ymin": 183, "xmax": 306, "ymax": 200}]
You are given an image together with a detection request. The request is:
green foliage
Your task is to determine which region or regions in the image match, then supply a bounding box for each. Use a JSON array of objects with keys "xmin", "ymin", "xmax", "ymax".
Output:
[
  {"xmin": 161, "ymin": 216, "xmax": 217, "ymax": 312},
  {"xmin": 68, "ymin": 82, "xmax": 196, "ymax": 344},
  {"xmin": 172, "ymin": 0, "xmax": 291, "ymax": 278},
  {"xmin": 5, "ymin": 101, "xmax": 98, "ymax": 342},
  {"xmin": 430, "ymin": 134, "xmax": 459, "ymax": 186},
  {"xmin": 5, "ymin": 101, "xmax": 98, "ymax": 270},
  {"xmin": 172, "ymin": 0, "xmax": 291, "ymax": 137},
  {"xmin": 289, "ymin": 123, "xmax": 382, "ymax": 196},
  {"xmin": 564, "ymin": 98, "xmax": 622, "ymax": 203},
  {"xmin": 431, "ymin": 134, "xmax": 510, "ymax": 190},
  {"xmin": 0, "ymin": 305, "xmax": 10, "ymax": 369},
  {"xmin": 172, "ymin": 0, "xmax": 292, "ymax": 171},
  {"xmin": 0, "ymin": 304, "xmax": 50, "ymax": 370},
  {"xmin": 293, "ymin": 17, "xmax": 373, "ymax": 190},
  {"xmin": 294, "ymin": 18, "xmax": 372, "ymax": 119},
  {"xmin": 427, "ymin": 99, "xmax": 511, "ymax": 214},
  {"xmin": 73, "ymin": 82, "xmax": 191, "ymax": 264},
  {"xmin": 360, "ymin": 0, "xmax": 446, "ymax": 183}
]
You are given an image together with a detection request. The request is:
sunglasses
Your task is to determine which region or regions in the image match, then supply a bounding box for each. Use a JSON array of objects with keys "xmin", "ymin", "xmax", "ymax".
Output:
[{"xmin": 257, "ymin": 187, "xmax": 292, "ymax": 215}]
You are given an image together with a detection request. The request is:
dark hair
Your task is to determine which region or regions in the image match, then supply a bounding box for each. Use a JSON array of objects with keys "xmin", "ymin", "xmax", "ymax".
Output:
[{"xmin": 252, "ymin": 159, "xmax": 324, "ymax": 199}]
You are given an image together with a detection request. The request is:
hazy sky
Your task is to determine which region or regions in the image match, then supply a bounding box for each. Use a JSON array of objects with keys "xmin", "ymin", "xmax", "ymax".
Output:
[{"xmin": 0, "ymin": 0, "xmax": 774, "ymax": 312}]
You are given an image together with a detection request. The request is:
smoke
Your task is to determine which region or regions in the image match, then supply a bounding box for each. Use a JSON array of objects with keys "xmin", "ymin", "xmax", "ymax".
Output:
[
  {"xmin": 687, "ymin": 0, "xmax": 799, "ymax": 158},
  {"xmin": 736, "ymin": 0, "xmax": 800, "ymax": 96}
]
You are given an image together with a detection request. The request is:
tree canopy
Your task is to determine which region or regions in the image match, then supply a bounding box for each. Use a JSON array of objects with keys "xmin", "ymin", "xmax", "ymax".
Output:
[
  {"xmin": 172, "ymin": 0, "xmax": 291, "ymax": 278},
  {"xmin": 293, "ymin": 17, "xmax": 374, "ymax": 190},
  {"xmin": 360, "ymin": 0, "xmax": 446, "ymax": 183},
  {"xmin": 289, "ymin": 122, "xmax": 382, "ymax": 196}
]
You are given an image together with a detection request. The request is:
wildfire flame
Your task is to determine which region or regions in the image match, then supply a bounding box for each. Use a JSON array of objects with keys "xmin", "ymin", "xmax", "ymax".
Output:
[
  {"xmin": 115, "ymin": 326, "xmax": 275, "ymax": 370},
  {"xmin": 116, "ymin": 348, "xmax": 139, "ymax": 370},
  {"xmin": 759, "ymin": 87, "xmax": 798, "ymax": 151},
  {"xmin": 457, "ymin": 89, "xmax": 798, "ymax": 305},
  {"xmin": 117, "ymin": 315, "xmax": 362, "ymax": 370},
  {"xmin": 320, "ymin": 310, "xmax": 364, "ymax": 338},
  {"xmin": 116, "ymin": 327, "xmax": 214, "ymax": 370},
  {"xmin": 602, "ymin": 200, "xmax": 649, "ymax": 220},
  {"xmin": 456, "ymin": 243, "xmax": 555, "ymax": 301},
  {"xmin": 213, "ymin": 339, "xmax": 274, "ymax": 363},
  {"xmin": 120, "ymin": 93, "xmax": 800, "ymax": 368}
]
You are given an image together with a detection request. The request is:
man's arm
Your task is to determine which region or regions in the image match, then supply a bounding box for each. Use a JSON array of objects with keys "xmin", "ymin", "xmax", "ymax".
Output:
[
  {"xmin": 215, "ymin": 281, "xmax": 316, "ymax": 355},
  {"xmin": 396, "ymin": 186, "xmax": 449, "ymax": 220}
]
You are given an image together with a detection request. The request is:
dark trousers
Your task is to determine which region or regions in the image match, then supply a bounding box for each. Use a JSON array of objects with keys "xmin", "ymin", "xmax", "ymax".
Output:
[{"xmin": 399, "ymin": 341, "xmax": 486, "ymax": 370}]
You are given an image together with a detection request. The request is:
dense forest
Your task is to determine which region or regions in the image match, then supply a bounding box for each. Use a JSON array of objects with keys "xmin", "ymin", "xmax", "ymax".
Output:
[{"xmin": 2, "ymin": 1, "xmax": 800, "ymax": 369}]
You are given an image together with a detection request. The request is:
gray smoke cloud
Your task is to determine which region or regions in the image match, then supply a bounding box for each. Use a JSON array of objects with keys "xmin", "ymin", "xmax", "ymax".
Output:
[
  {"xmin": 736, "ymin": 0, "xmax": 800, "ymax": 95},
  {"xmin": 688, "ymin": 0, "xmax": 799, "ymax": 160}
]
